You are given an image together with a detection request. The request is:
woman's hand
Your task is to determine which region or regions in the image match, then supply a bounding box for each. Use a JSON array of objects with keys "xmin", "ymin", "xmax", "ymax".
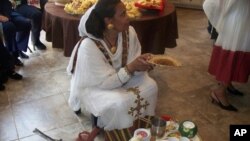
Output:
[
  {"xmin": 126, "ymin": 53, "xmax": 155, "ymax": 73},
  {"xmin": 0, "ymin": 15, "xmax": 9, "ymax": 22}
]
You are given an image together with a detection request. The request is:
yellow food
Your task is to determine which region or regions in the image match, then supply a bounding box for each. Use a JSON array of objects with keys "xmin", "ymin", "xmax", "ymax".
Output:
[
  {"xmin": 166, "ymin": 120, "xmax": 177, "ymax": 132},
  {"xmin": 64, "ymin": 0, "xmax": 141, "ymax": 18},
  {"xmin": 64, "ymin": 0, "xmax": 97, "ymax": 15},
  {"xmin": 148, "ymin": 55, "xmax": 182, "ymax": 67},
  {"xmin": 167, "ymin": 131, "xmax": 181, "ymax": 138},
  {"xmin": 123, "ymin": 0, "xmax": 141, "ymax": 19},
  {"xmin": 137, "ymin": 0, "xmax": 162, "ymax": 8}
]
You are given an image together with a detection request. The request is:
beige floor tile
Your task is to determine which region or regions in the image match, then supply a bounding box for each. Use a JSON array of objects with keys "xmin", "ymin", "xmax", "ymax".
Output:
[
  {"xmin": 7, "ymin": 73, "xmax": 61, "ymax": 105},
  {"xmin": 12, "ymin": 95, "xmax": 78, "ymax": 138},
  {"xmin": 20, "ymin": 123, "xmax": 84, "ymax": 141},
  {"xmin": 48, "ymin": 70, "xmax": 71, "ymax": 93},
  {"xmin": 0, "ymin": 90, "xmax": 9, "ymax": 111},
  {"xmin": 0, "ymin": 107, "xmax": 18, "ymax": 141}
]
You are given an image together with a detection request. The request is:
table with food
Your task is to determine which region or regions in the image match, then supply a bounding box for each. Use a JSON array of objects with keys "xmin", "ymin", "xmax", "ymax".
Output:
[
  {"xmin": 45, "ymin": 0, "xmax": 178, "ymax": 56},
  {"xmin": 63, "ymin": 0, "xmax": 164, "ymax": 18}
]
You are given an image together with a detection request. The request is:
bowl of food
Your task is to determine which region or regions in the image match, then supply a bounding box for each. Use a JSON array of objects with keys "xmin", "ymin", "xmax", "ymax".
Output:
[{"xmin": 166, "ymin": 120, "xmax": 179, "ymax": 132}]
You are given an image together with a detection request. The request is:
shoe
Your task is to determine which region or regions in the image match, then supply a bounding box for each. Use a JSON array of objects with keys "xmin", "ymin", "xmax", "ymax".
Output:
[
  {"xmin": 210, "ymin": 91, "xmax": 238, "ymax": 112},
  {"xmin": 34, "ymin": 41, "xmax": 46, "ymax": 50},
  {"xmin": 8, "ymin": 72, "xmax": 23, "ymax": 80},
  {"xmin": 227, "ymin": 87, "xmax": 244, "ymax": 96},
  {"xmin": 0, "ymin": 73, "xmax": 8, "ymax": 84},
  {"xmin": 19, "ymin": 51, "xmax": 29, "ymax": 59},
  {"xmin": 15, "ymin": 58, "xmax": 24, "ymax": 66},
  {"xmin": 0, "ymin": 84, "xmax": 5, "ymax": 91},
  {"xmin": 74, "ymin": 108, "xmax": 81, "ymax": 115}
]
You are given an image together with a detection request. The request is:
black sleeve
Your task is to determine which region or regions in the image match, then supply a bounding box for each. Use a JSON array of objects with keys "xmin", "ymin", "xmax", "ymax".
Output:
[
  {"xmin": 21, "ymin": 0, "xmax": 28, "ymax": 5},
  {"xmin": 0, "ymin": 0, "xmax": 13, "ymax": 18}
]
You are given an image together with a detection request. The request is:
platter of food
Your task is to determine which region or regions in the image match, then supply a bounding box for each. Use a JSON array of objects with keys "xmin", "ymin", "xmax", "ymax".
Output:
[
  {"xmin": 147, "ymin": 55, "xmax": 182, "ymax": 67},
  {"xmin": 63, "ymin": 0, "xmax": 142, "ymax": 18},
  {"xmin": 129, "ymin": 119, "xmax": 202, "ymax": 141},
  {"xmin": 64, "ymin": 0, "xmax": 97, "ymax": 15},
  {"xmin": 159, "ymin": 120, "xmax": 201, "ymax": 141},
  {"xmin": 134, "ymin": 0, "xmax": 165, "ymax": 11}
]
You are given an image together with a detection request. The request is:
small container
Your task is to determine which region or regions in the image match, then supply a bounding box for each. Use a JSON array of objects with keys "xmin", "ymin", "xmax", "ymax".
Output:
[
  {"xmin": 133, "ymin": 128, "xmax": 151, "ymax": 141},
  {"xmin": 178, "ymin": 120, "xmax": 198, "ymax": 138},
  {"xmin": 150, "ymin": 116, "xmax": 167, "ymax": 138}
]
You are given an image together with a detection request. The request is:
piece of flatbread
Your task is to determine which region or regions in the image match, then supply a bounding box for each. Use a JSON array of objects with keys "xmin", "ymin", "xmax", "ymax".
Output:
[{"xmin": 148, "ymin": 55, "xmax": 182, "ymax": 67}]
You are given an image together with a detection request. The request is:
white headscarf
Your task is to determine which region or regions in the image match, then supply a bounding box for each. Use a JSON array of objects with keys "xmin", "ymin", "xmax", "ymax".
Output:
[
  {"xmin": 67, "ymin": 4, "xmax": 98, "ymax": 75},
  {"xmin": 78, "ymin": 4, "xmax": 99, "ymax": 40}
]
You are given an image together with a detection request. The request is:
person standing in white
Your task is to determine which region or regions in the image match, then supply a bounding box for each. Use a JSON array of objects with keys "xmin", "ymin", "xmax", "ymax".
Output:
[{"xmin": 204, "ymin": 0, "xmax": 250, "ymax": 112}]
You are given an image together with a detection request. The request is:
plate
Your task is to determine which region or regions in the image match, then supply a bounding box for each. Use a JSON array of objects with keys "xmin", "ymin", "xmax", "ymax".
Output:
[
  {"xmin": 163, "ymin": 131, "xmax": 202, "ymax": 141},
  {"xmin": 147, "ymin": 55, "xmax": 182, "ymax": 67}
]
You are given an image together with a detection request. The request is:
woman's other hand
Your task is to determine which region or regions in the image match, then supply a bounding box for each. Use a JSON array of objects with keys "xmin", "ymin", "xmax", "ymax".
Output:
[{"xmin": 126, "ymin": 53, "xmax": 155, "ymax": 73}]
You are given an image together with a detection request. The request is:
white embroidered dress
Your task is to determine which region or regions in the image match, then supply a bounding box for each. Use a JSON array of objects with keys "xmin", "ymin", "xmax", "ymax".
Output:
[
  {"xmin": 67, "ymin": 5, "xmax": 158, "ymax": 130},
  {"xmin": 204, "ymin": 0, "xmax": 250, "ymax": 83}
]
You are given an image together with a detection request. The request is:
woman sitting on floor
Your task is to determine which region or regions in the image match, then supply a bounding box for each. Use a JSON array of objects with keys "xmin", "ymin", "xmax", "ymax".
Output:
[{"xmin": 67, "ymin": 0, "xmax": 158, "ymax": 140}]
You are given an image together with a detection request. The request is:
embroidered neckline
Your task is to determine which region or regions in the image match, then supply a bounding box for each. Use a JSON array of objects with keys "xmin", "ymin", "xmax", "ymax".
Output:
[
  {"xmin": 70, "ymin": 30, "xmax": 129, "ymax": 73},
  {"xmin": 103, "ymin": 35, "xmax": 118, "ymax": 54},
  {"xmin": 94, "ymin": 30, "xmax": 129, "ymax": 67}
]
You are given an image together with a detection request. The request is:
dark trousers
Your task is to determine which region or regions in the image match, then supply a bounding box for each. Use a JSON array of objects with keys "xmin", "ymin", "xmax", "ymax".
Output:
[
  {"xmin": 207, "ymin": 21, "xmax": 218, "ymax": 40},
  {"xmin": 0, "ymin": 43, "xmax": 14, "ymax": 71},
  {"xmin": 2, "ymin": 11, "xmax": 31, "ymax": 54},
  {"xmin": 0, "ymin": 41, "xmax": 15, "ymax": 83},
  {"xmin": 16, "ymin": 4, "xmax": 43, "ymax": 45},
  {"xmin": 40, "ymin": 0, "xmax": 48, "ymax": 12}
]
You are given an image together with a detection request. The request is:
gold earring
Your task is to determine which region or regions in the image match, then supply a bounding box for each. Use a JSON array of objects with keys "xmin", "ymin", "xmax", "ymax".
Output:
[{"xmin": 107, "ymin": 24, "xmax": 114, "ymax": 30}]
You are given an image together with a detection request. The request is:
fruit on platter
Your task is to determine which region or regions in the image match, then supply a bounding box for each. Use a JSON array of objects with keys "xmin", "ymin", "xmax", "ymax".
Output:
[
  {"xmin": 123, "ymin": 0, "xmax": 141, "ymax": 19},
  {"xmin": 135, "ymin": 0, "xmax": 164, "ymax": 11},
  {"xmin": 137, "ymin": 0, "xmax": 162, "ymax": 8},
  {"xmin": 64, "ymin": 0, "xmax": 97, "ymax": 15},
  {"xmin": 64, "ymin": 0, "xmax": 141, "ymax": 18}
]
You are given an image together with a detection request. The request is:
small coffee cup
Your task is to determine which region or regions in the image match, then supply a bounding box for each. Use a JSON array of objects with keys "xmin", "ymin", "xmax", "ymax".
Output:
[{"xmin": 133, "ymin": 128, "xmax": 151, "ymax": 141}]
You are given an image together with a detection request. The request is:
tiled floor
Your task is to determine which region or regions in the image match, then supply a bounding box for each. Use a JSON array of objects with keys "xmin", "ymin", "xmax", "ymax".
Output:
[{"xmin": 0, "ymin": 8, "xmax": 250, "ymax": 141}]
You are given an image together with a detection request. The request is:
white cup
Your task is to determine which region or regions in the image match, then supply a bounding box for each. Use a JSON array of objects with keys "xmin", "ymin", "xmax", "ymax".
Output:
[{"xmin": 133, "ymin": 128, "xmax": 151, "ymax": 141}]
